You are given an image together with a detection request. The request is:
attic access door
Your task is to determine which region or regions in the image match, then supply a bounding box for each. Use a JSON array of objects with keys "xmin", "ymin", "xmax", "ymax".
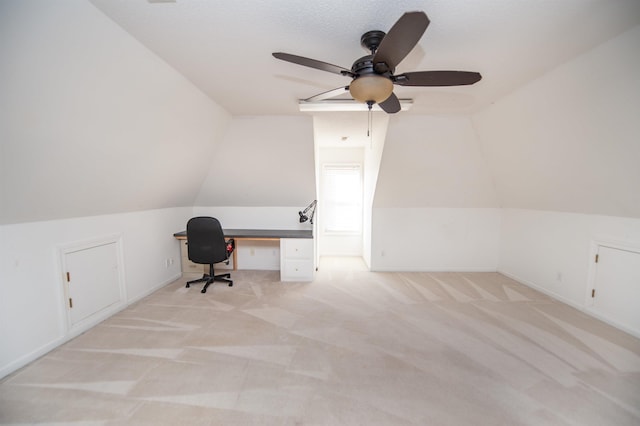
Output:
[
  {"xmin": 60, "ymin": 237, "xmax": 124, "ymax": 328},
  {"xmin": 589, "ymin": 243, "xmax": 640, "ymax": 336}
]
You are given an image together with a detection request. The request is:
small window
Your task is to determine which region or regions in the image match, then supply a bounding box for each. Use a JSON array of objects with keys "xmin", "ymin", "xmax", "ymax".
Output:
[{"xmin": 322, "ymin": 164, "xmax": 363, "ymax": 233}]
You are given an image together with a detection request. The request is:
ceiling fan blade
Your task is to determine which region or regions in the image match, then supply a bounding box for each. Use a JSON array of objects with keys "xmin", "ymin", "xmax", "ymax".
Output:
[
  {"xmin": 394, "ymin": 71, "xmax": 482, "ymax": 86},
  {"xmin": 378, "ymin": 93, "xmax": 401, "ymax": 114},
  {"xmin": 304, "ymin": 86, "xmax": 350, "ymax": 102},
  {"xmin": 273, "ymin": 52, "xmax": 353, "ymax": 76},
  {"xmin": 373, "ymin": 11, "xmax": 429, "ymax": 72}
]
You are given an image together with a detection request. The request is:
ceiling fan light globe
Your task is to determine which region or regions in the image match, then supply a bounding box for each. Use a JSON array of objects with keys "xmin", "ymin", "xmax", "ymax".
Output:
[{"xmin": 349, "ymin": 75, "xmax": 393, "ymax": 104}]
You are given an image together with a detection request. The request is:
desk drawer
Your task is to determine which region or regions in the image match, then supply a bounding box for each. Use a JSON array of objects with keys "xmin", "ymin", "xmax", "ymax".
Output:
[
  {"xmin": 281, "ymin": 259, "xmax": 314, "ymax": 281},
  {"xmin": 282, "ymin": 238, "xmax": 313, "ymax": 259},
  {"xmin": 280, "ymin": 238, "xmax": 314, "ymax": 281}
]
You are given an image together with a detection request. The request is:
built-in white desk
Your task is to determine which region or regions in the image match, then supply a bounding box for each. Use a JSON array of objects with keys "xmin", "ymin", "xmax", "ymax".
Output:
[{"xmin": 173, "ymin": 229, "xmax": 315, "ymax": 282}]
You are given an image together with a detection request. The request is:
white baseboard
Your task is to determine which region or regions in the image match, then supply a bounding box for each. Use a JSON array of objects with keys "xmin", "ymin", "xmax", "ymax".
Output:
[
  {"xmin": 0, "ymin": 336, "xmax": 66, "ymax": 380},
  {"xmin": 498, "ymin": 270, "xmax": 581, "ymax": 309},
  {"xmin": 498, "ymin": 270, "xmax": 640, "ymax": 340},
  {"xmin": 372, "ymin": 266, "xmax": 498, "ymax": 272},
  {"xmin": 126, "ymin": 272, "xmax": 182, "ymax": 305},
  {"xmin": 0, "ymin": 272, "xmax": 182, "ymax": 380}
]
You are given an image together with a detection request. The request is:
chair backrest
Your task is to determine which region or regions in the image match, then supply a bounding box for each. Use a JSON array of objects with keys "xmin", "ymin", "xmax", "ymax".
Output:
[{"xmin": 186, "ymin": 217, "xmax": 228, "ymax": 265}]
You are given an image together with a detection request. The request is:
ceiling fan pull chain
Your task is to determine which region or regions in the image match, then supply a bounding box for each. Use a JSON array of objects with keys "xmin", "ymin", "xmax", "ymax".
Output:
[
  {"xmin": 369, "ymin": 109, "xmax": 373, "ymax": 149},
  {"xmin": 367, "ymin": 101, "xmax": 373, "ymax": 138}
]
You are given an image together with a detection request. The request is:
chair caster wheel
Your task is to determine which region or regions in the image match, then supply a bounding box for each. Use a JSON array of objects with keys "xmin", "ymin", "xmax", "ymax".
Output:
[
  {"xmin": 228, "ymin": 283, "xmax": 233, "ymax": 287},
  {"xmin": 186, "ymin": 284, "xmax": 190, "ymax": 288},
  {"xmin": 201, "ymin": 288, "xmax": 206, "ymax": 293}
]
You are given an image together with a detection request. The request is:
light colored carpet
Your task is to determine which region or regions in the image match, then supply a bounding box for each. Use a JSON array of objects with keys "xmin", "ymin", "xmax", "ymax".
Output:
[{"xmin": 1, "ymin": 257, "xmax": 640, "ymax": 425}]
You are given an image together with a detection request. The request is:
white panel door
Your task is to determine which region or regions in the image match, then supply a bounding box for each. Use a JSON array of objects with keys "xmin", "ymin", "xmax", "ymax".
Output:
[
  {"xmin": 593, "ymin": 245, "xmax": 640, "ymax": 335},
  {"xmin": 65, "ymin": 242, "xmax": 121, "ymax": 326}
]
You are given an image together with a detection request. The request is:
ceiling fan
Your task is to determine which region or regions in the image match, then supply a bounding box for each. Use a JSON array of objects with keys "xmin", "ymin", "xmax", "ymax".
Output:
[{"xmin": 273, "ymin": 11, "xmax": 481, "ymax": 114}]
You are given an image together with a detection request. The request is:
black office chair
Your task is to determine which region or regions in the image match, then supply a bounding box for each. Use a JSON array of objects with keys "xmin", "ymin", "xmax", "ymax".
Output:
[{"xmin": 185, "ymin": 217, "xmax": 235, "ymax": 293}]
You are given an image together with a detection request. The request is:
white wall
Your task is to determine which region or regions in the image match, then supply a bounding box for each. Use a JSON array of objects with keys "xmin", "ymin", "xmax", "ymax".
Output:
[
  {"xmin": 472, "ymin": 25, "xmax": 640, "ymax": 218},
  {"xmin": 195, "ymin": 115, "xmax": 315, "ymax": 207},
  {"xmin": 372, "ymin": 208, "xmax": 501, "ymax": 271},
  {"xmin": 472, "ymin": 26, "xmax": 640, "ymax": 328},
  {"xmin": 2, "ymin": 0, "xmax": 638, "ymax": 380},
  {"xmin": 374, "ymin": 115, "xmax": 498, "ymax": 209},
  {"xmin": 499, "ymin": 210, "xmax": 640, "ymax": 325},
  {"xmin": 370, "ymin": 115, "xmax": 500, "ymax": 271},
  {"xmin": 192, "ymin": 206, "xmax": 312, "ymax": 230},
  {"xmin": 0, "ymin": 207, "xmax": 192, "ymax": 378},
  {"xmin": 363, "ymin": 114, "xmax": 389, "ymax": 267},
  {"xmin": 0, "ymin": 0, "xmax": 230, "ymax": 378},
  {"xmin": 0, "ymin": 0, "xmax": 231, "ymax": 225},
  {"xmin": 192, "ymin": 114, "xmax": 315, "ymax": 267}
]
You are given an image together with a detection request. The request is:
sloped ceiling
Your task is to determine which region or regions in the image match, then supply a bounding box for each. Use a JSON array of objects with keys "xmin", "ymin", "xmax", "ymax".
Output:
[
  {"xmin": 2, "ymin": 1, "xmax": 640, "ymax": 226},
  {"xmin": 88, "ymin": 0, "xmax": 640, "ymax": 115},
  {"xmin": 473, "ymin": 25, "xmax": 640, "ymax": 218},
  {"xmin": 374, "ymin": 115, "xmax": 498, "ymax": 208},
  {"xmin": 0, "ymin": 0, "xmax": 231, "ymax": 224},
  {"xmin": 195, "ymin": 116, "xmax": 315, "ymax": 207}
]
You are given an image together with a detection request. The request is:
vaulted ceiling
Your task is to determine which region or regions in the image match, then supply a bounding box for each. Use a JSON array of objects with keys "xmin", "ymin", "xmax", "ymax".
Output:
[
  {"xmin": 2, "ymin": 1, "xmax": 639, "ymax": 225},
  {"xmin": 88, "ymin": 0, "xmax": 640, "ymax": 116}
]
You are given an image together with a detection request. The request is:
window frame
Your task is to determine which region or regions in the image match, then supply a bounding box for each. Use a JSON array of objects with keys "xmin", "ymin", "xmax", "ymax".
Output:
[{"xmin": 321, "ymin": 163, "xmax": 364, "ymax": 235}]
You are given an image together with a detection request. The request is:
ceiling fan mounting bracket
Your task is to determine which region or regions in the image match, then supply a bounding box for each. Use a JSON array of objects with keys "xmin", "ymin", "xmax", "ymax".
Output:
[{"xmin": 360, "ymin": 30, "xmax": 386, "ymax": 54}]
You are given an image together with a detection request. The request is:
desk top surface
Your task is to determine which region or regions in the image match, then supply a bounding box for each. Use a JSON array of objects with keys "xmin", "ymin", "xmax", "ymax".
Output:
[{"xmin": 173, "ymin": 228, "xmax": 313, "ymax": 239}]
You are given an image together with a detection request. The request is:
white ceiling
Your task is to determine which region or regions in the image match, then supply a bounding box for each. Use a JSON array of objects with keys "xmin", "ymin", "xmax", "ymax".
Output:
[{"xmin": 88, "ymin": 0, "xmax": 640, "ymax": 116}]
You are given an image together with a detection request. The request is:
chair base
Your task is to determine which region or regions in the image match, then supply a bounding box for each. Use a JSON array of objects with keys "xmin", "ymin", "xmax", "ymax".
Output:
[{"xmin": 186, "ymin": 264, "xmax": 233, "ymax": 293}]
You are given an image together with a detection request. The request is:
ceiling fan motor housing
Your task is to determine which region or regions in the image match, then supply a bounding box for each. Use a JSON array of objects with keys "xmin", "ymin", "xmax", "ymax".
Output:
[{"xmin": 351, "ymin": 55, "xmax": 392, "ymax": 76}]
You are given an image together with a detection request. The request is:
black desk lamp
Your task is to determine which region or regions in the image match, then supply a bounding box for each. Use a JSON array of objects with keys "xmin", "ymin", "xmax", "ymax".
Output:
[{"xmin": 298, "ymin": 200, "xmax": 317, "ymax": 224}]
